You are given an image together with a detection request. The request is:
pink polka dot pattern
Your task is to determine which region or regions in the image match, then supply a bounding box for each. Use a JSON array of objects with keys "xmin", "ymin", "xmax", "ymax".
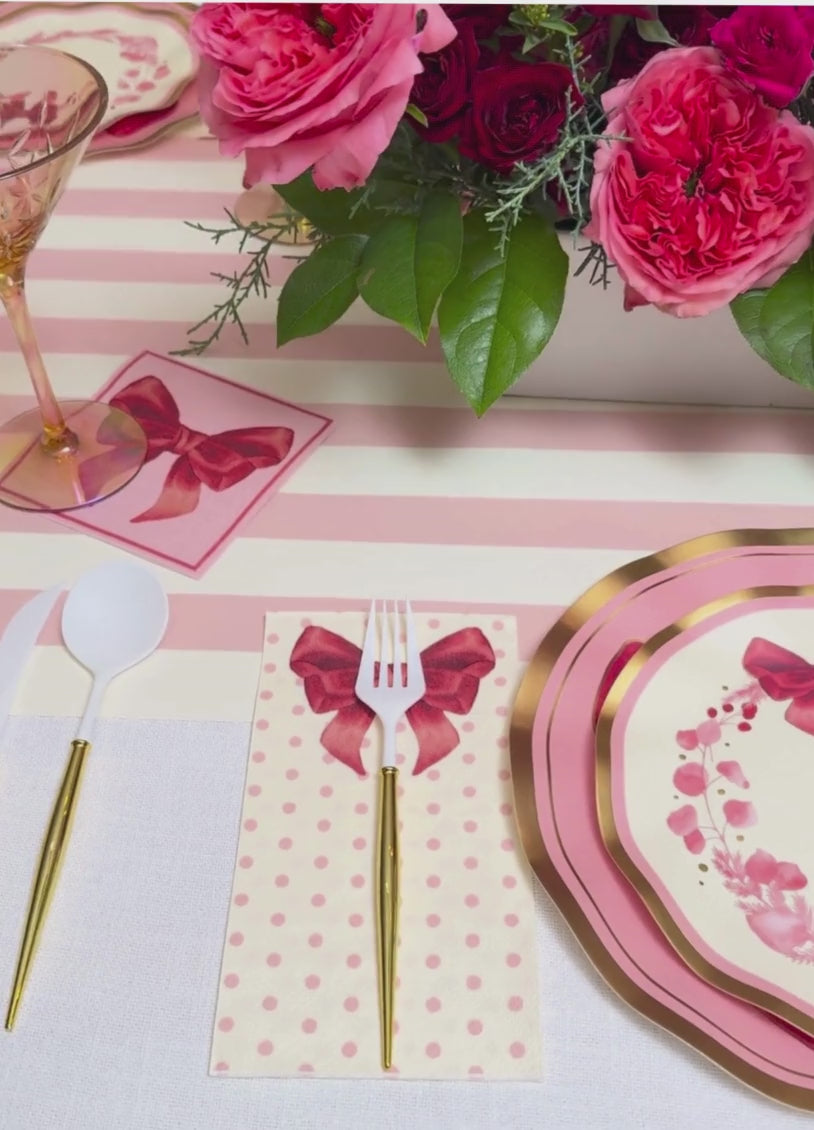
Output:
[
  {"xmin": 218, "ymin": 1017, "xmax": 234, "ymax": 1032},
  {"xmin": 212, "ymin": 612, "xmax": 539, "ymax": 1080}
]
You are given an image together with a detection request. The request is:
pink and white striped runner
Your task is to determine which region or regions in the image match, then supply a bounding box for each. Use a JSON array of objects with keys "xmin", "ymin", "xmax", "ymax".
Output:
[{"xmin": 3, "ymin": 131, "xmax": 814, "ymax": 719}]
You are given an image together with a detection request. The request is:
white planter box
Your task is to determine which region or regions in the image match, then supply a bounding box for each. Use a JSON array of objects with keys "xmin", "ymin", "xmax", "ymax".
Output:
[{"xmin": 509, "ymin": 238, "xmax": 814, "ymax": 408}]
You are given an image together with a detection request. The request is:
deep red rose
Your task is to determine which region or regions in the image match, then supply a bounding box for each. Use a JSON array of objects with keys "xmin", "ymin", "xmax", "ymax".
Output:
[
  {"xmin": 582, "ymin": 4, "xmax": 652, "ymax": 15},
  {"xmin": 710, "ymin": 6, "xmax": 814, "ymax": 108},
  {"xmin": 411, "ymin": 17, "xmax": 479, "ymax": 140},
  {"xmin": 460, "ymin": 60, "xmax": 580, "ymax": 174},
  {"xmin": 442, "ymin": 4, "xmax": 510, "ymax": 39}
]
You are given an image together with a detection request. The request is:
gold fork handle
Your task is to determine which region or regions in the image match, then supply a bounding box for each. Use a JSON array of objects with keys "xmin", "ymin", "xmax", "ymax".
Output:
[
  {"xmin": 5, "ymin": 739, "xmax": 91, "ymax": 1031},
  {"xmin": 376, "ymin": 765, "xmax": 399, "ymax": 1070}
]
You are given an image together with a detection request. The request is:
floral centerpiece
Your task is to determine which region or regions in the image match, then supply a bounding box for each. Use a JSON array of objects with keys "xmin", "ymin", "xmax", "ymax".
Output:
[{"xmin": 185, "ymin": 4, "xmax": 814, "ymax": 415}]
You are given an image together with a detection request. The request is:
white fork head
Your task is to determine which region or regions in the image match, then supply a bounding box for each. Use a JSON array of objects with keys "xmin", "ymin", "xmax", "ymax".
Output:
[{"xmin": 355, "ymin": 600, "xmax": 426, "ymax": 741}]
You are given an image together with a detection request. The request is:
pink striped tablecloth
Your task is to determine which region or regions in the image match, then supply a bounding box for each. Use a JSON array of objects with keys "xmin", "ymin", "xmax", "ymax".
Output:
[
  {"xmin": 3, "ymin": 132, "xmax": 814, "ymax": 724},
  {"xmin": 1, "ymin": 132, "xmax": 813, "ymax": 1130}
]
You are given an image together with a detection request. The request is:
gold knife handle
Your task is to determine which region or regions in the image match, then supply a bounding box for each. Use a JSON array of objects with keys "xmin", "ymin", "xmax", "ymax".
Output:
[
  {"xmin": 376, "ymin": 765, "xmax": 399, "ymax": 1070},
  {"xmin": 5, "ymin": 739, "xmax": 91, "ymax": 1031}
]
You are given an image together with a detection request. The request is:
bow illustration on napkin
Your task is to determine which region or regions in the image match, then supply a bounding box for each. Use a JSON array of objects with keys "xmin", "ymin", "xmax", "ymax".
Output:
[
  {"xmin": 289, "ymin": 624, "xmax": 496, "ymax": 776},
  {"xmin": 83, "ymin": 376, "xmax": 295, "ymax": 522},
  {"xmin": 742, "ymin": 637, "xmax": 814, "ymax": 736}
]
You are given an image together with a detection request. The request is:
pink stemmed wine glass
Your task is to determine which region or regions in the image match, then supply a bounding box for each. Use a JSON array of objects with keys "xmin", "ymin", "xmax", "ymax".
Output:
[{"xmin": 0, "ymin": 45, "xmax": 146, "ymax": 511}]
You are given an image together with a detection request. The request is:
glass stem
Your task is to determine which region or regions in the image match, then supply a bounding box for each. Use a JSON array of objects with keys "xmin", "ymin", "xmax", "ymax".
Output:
[{"xmin": 1, "ymin": 279, "xmax": 67, "ymax": 440}]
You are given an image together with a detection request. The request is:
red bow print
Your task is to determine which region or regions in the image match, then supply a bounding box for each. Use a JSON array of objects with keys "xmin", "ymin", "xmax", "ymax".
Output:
[
  {"xmin": 88, "ymin": 376, "xmax": 294, "ymax": 522},
  {"xmin": 289, "ymin": 624, "xmax": 496, "ymax": 776},
  {"xmin": 742, "ymin": 637, "xmax": 814, "ymax": 736}
]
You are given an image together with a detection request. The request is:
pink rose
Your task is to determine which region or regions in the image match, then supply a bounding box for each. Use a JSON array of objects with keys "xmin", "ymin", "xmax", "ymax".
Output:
[
  {"xmin": 585, "ymin": 46, "xmax": 814, "ymax": 317},
  {"xmin": 191, "ymin": 4, "xmax": 457, "ymax": 191},
  {"xmin": 710, "ymin": 6, "xmax": 814, "ymax": 108}
]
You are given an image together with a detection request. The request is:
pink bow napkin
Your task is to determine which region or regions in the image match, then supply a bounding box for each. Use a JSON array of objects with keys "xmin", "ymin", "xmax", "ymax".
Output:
[{"xmin": 210, "ymin": 611, "xmax": 542, "ymax": 1081}]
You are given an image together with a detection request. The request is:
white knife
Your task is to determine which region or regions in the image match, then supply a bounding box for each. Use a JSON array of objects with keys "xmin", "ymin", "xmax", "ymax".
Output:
[{"xmin": 0, "ymin": 587, "xmax": 61, "ymax": 734}]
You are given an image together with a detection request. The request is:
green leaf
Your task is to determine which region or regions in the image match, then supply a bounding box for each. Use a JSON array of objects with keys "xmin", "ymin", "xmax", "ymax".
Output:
[
  {"xmin": 277, "ymin": 234, "xmax": 366, "ymax": 346},
  {"xmin": 635, "ymin": 17, "xmax": 678, "ymax": 45},
  {"xmin": 437, "ymin": 211, "xmax": 568, "ymax": 415},
  {"xmin": 404, "ymin": 102, "xmax": 429, "ymax": 128},
  {"xmin": 274, "ymin": 173, "xmax": 369, "ymax": 236},
  {"xmin": 537, "ymin": 16, "xmax": 577, "ymax": 35},
  {"xmin": 357, "ymin": 195, "xmax": 463, "ymax": 344},
  {"xmin": 731, "ymin": 249, "xmax": 814, "ymax": 387}
]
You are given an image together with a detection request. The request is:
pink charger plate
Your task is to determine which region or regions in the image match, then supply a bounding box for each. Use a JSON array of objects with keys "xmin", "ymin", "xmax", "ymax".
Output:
[{"xmin": 510, "ymin": 529, "xmax": 814, "ymax": 1111}]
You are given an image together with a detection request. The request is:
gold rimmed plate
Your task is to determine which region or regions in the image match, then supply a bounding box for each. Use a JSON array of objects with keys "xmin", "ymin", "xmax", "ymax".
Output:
[{"xmin": 511, "ymin": 530, "xmax": 814, "ymax": 1111}]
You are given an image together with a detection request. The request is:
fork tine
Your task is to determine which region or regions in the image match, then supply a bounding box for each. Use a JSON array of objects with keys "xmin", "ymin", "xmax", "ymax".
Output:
[
  {"xmin": 359, "ymin": 599, "xmax": 377, "ymax": 686},
  {"xmin": 380, "ymin": 599, "xmax": 392, "ymax": 688},
  {"xmin": 393, "ymin": 600, "xmax": 405, "ymax": 688},
  {"xmin": 405, "ymin": 600, "xmax": 425, "ymax": 694}
]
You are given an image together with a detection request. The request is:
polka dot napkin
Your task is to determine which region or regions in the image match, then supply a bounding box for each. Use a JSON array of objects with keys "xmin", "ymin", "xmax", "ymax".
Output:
[{"xmin": 210, "ymin": 612, "xmax": 541, "ymax": 1080}]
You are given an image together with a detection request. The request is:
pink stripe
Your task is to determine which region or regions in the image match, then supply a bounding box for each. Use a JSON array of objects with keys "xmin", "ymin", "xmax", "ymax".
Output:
[
  {"xmin": 0, "ymin": 491, "xmax": 810, "ymax": 551},
  {"xmin": 6, "ymin": 590, "xmax": 559, "ymax": 660},
  {"xmin": 0, "ymin": 318, "xmax": 439, "ymax": 363},
  {"xmin": 28, "ymin": 249, "xmax": 295, "ymax": 286},
  {"xmin": 61, "ymin": 188, "xmax": 236, "ymax": 220},
  {"xmin": 0, "ymin": 390, "xmax": 812, "ymax": 457},
  {"xmin": 241, "ymin": 496, "xmax": 814, "ymax": 549},
  {"xmin": 319, "ymin": 403, "xmax": 814, "ymax": 453}
]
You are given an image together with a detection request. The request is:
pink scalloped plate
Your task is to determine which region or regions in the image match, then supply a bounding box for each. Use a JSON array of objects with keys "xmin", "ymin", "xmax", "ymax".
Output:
[
  {"xmin": 88, "ymin": 78, "xmax": 201, "ymax": 157},
  {"xmin": 511, "ymin": 532, "xmax": 814, "ymax": 1111}
]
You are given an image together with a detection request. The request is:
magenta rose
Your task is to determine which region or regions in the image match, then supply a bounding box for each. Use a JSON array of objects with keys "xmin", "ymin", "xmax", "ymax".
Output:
[
  {"xmin": 459, "ymin": 60, "xmax": 580, "ymax": 174},
  {"xmin": 191, "ymin": 4, "xmax": 456, "ymax": 191},
  {"xmin": 710, "ymin": 6, "xmax": 814, "ymax": 108},
  {"xmin": 411, "ymin": 15, "xmax": 479, "ymax": 141},
  {"xmin": 585, "ymin": 46, "xmax": 814, "ymax": 317}
]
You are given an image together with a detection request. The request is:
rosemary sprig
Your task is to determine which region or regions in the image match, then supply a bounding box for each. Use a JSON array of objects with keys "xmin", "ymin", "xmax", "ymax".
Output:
[
  {"xmin": 573, "ymin": 241, "xmax": 614, "ymax": 288},
  {"xmin": 175, "ymin": 209, "xmax": 310, "ymax": 356}
]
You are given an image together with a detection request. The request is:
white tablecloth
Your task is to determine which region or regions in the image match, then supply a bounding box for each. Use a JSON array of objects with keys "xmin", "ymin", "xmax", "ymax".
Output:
[{"xmin": 0, "ymin": 716, "xmax": 811, "ymax": 1130}]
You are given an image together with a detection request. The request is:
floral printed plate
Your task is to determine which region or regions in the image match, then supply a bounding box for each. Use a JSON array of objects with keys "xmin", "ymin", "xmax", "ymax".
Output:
[
  {"xmin": 598, "ymin": 588, "xmax": 814, "ymax": 1040},
  {"xmin": 0, "ymin": 2, "xmax": 196, "ymax": 133},
  {"xmin": 511, "ymin": 530, "xmax": 814, "ymax": 1111}
]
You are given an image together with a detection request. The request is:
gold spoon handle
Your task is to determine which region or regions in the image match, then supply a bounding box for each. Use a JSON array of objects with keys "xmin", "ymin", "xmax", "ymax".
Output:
[
  {"xmin": 5, "ymin": 739, "xmax": 91, "ymax": 1030},
  {"xmin": 376, "ymin": 765, "xmax": 399, "ymax": 1070}
]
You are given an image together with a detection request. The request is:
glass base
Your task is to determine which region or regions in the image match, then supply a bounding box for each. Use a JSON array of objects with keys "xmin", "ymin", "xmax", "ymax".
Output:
[{"xmin": 0, "ymin": 400, "xmax": 147, "ymax": 512}]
